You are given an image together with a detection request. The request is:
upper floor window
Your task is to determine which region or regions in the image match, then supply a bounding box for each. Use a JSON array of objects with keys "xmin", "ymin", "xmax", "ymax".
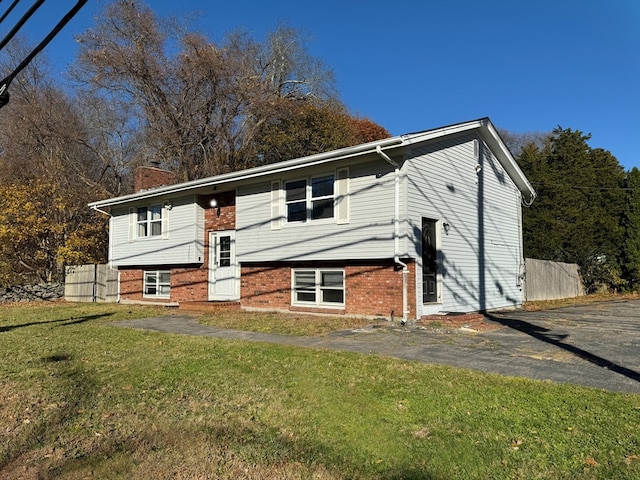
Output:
[
  {"xmin": 271, "ymin": 168, "xmax": 348, "ymax": 230},
  {"xmin": 137, "ymin": 205, "xmax": 163, "ymax": 237},
  {"xmin": 285, "ymin": 175, "xmax": 334, "ymax": 223}
]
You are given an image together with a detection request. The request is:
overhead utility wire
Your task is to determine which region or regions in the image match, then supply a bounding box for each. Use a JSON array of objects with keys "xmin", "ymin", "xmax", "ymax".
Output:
[
  {"xmin": 0, "ymin": 0, "xmax": 88, "ymax": 109},
  {"xmin": 0, "ymin": 0, "xmax": 45, "ymax": 51},
  {"xmin": 0, "ymin": 0, "xmax": 22, "ymax": 25}
]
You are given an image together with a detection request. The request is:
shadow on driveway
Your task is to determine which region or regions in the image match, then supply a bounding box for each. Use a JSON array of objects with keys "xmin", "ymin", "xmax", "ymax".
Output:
[{"xmin": 486, "ymin": 312, "xmax": 640, "ymax": 385}]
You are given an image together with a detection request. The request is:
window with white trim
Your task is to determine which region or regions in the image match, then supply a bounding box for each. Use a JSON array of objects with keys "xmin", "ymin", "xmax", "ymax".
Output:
[
  {"xmin": 292, "ymin": 269, "xmax": 344, "ymax": 307},
  {"xmin": 285, "ymin": 174, "xmax": 334, "ymax": 223},
  {"xmin": 144, "ymin": 270, "xmax": 171, "ymax": 298},
  {"xmin": 137, "ymin": 205, "xmax": 163, "ymax": 237}
]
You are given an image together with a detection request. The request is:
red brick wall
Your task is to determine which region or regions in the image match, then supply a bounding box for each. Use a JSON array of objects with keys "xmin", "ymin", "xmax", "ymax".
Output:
[
  {"xmin": 203, "ymin": 191, "xmax": 236, "ymax": 231},
  {"xmin": 118, "ymin": 190, "xmax": 238, "ymax": 303},
  {"xmin": 240, "ymin": 260, "xmax": 416, "ymax": 319},
  {"xmin": 241, "ymin": 264, "xmax": 291, "ymax": 308},
  {"xmin": 119, "ymin": 266, "xmax": 209, "ymax": 303},
  {"xmin": 119, "ymin": 268, "xmax": 144, "ymax": 301},
  {"xmin": 171, "ymin": 267, "xmax": 208, "ymax": 302},
  {"xmin": 346, "ymin": 261, "xmax": 416, "ymax": 319},
  {"xmin": 134, "ymin": 166, "xmax": 176, "ymax": 192}
]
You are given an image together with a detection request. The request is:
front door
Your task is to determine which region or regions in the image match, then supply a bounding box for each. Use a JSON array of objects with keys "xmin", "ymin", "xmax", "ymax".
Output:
[
  {"xmin": 422, "ymin": 218, "xmax": 438, "ymax": 303},
  {"xmin": 208, "ymin": 230, "xmax": 239, "ymax": 301}
]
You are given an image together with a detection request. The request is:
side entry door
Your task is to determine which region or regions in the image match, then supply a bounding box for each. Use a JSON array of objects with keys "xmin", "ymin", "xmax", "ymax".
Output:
[
  {"xmin": 208, "ymin": 230, "xmax": 239, "ymax": 301},
  {"xmin": 422, "ymin": 218, "xmax": 438, "ymax": 303}
]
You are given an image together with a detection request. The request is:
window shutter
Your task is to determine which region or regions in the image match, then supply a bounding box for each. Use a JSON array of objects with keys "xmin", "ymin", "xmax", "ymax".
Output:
[
  {"xmin": 271, "ymin": 180, "xmax": 282, "ymax": 230},
  {"xmin": 128, "ymin": 207, "xmax": 135, "ymax": 241},
  {"xmin": 162, "ymin": 204, "xmax": 170, "ymax": 239},
  {"xmin": 335, "ymin": 167, "xmax": 350, "ymax": 224}
]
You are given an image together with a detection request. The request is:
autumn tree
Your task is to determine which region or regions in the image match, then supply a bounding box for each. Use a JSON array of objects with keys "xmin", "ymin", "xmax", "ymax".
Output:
[
  {"xmin": 349, "ymin": 116, "xmax": 391, "ymax": 144},
  {"xmin": 73, "ymin": 0, "xmax": 388, "ymax": 182},
  {"xmin": 0, "ymin": 179, "xmax": 107, "ymax": 285},
  {"xmin": 0, "ymin": 41, "xmax": 108, "ymax": 285}
]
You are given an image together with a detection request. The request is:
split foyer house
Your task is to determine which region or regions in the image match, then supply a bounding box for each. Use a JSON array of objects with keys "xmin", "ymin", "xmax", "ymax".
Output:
[{"xmin": 89, "ymin": 118, "xmax": 536, "ymax": 322}]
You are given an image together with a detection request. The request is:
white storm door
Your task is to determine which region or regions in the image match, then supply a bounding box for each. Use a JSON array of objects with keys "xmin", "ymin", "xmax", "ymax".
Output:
[{"xmin": 208, "ymin": 230, "xmax": 239, "ymax": 301}]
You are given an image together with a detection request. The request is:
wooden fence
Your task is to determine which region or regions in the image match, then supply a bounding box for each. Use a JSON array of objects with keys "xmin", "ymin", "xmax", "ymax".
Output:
[
  {"xmin": 65, "ymin": 264, "xmax": 118, "ymax": 302},
  {"xmin": 525, "ymin": 258, "xmax": 584, "ymax": 301}
]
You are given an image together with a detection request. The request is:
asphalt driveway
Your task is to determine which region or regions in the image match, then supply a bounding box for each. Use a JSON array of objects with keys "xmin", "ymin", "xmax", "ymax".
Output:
[{"xmin": 115, "ymin": 298, "xmax": 640, "ymax": 394}]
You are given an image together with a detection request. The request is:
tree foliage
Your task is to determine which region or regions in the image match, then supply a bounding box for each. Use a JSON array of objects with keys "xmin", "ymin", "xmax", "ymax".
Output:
[
  {"xmin": 515, "ymin": 127, "xmax": 628, "ymax": 292},
  {"xmin": 0, "ymin": 0, "xmax": 390, "ymax": 285},
  {"xmin": 72, "ymin": 1, "xmax": 389, "ymax": 182},
  {"xmin": 0, "ymin": 41, "xmax": 109, "ymax": 286},
  {"xmin": 0, "ymin": 179, "xmax": 107, "ymax": 286},
  {"xmin": 622, "ymin": 168, "xmax": 640, "ymax": 289}
]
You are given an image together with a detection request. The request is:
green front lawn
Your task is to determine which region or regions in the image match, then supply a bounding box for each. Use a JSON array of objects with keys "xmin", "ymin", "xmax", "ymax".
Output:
[{"xmin": 1, "ymin": 302, "xmax": 638, "ymax": 479}]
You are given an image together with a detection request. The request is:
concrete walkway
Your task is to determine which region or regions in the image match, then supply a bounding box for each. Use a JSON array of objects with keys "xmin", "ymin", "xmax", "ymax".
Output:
[{"xmin": 113, "ymin": 299, "xmax": 640, "ymax": 395}]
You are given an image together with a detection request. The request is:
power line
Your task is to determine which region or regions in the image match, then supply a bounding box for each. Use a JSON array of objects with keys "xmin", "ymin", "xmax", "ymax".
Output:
[
  {"xmin": 0, "ymin": 0, "xmax": 22, "ymax": 25},
  {"xmin": 532, "ymin": 181, "xmax": 635, "ymax": 191},
  {"xmin": 0, "ymin": 0, "xmax": 88, "ymax": 109},
  {"xmin": 0, "ymin": 0, "xmax": 45, "ymax": 51}
]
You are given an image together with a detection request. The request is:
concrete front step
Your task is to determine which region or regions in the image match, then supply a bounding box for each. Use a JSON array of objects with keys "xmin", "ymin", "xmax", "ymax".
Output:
[{"xmin": 419, "ymin": 313, "xmax": 500, "ymax": 331}]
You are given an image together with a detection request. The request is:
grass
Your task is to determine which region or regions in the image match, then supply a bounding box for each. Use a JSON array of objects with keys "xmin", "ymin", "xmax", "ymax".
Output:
[
  {"xmin": 0, "ymin": 301, "xmax": 639, "ymax": 479},
  {"xmin": 521, "ymin": 292, "xmax": 640, "ymax": 311},
  {"xmin": 197, "ymin": 309, "xmax": 378, "ymax": 336}
]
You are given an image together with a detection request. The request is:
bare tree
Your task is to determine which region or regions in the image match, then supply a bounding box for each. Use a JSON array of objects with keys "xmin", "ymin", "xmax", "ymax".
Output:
[{"xmin": 73, "ymin": 0, "xmax": 347, "ymax": 181}]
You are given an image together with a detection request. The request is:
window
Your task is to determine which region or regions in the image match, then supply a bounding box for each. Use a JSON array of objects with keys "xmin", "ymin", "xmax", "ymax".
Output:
[
  {"xmin": 144, "ymin": 270, "xmax": 171, "ymax": 298},
  {"xmin": 137, "ymin": 205, "xmax": 162, "ymax": 237},
  {"xmin": 285, "ymin": 174, "xmax": 334, "ymax": 223},
  {"xmin": 219, "ymin": 235, "xmax": 231, "ymax": 267},
  {"xmin": 292, "ymin": 269, "xmax": 344, "ymax": 307}
]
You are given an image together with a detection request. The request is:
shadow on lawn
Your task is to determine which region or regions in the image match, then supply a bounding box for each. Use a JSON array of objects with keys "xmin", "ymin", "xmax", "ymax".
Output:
[
  {"xmin": 0, "ymin": 313, "xmax": 113, "ymax": 333},
  {"xmin": 486, "ymin": 313, "xmax": 640, "ymax": 384}
]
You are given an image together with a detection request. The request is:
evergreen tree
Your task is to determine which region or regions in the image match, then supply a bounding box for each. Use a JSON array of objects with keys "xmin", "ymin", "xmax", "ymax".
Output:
[
  {"xmin": 622, "ymin": 168, "xmax": 640, "ymax": 290},
  {"xmin": 519, "ymin": 127, "xmax": 627, "ymax": 292}
]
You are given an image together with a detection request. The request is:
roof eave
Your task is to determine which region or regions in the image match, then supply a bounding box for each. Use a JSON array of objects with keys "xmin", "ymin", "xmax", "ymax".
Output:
[
  {"xmin": 88, "ymin": 135, "xmax": 405, "ymax": 209},
  {"xmin": 88, "ymin": 117, "xmax": 536, "ymax": 209},
  {"xmin": 478, "ymin": 119, "xmax": 537, "ymax": 204}
]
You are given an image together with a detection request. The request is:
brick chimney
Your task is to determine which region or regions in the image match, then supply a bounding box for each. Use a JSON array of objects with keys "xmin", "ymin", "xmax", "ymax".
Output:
[{"xmin": 134, "ymin": 165, "xmax": 177, "ymax": 193}]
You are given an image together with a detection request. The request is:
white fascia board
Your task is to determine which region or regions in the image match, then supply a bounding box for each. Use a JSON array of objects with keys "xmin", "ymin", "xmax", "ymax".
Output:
[
  {"xmin": 88, "ymin": 135, "xmax": 404, "ymax": 209},
  {"xmin": 478, "ymin": 119, "xmax": 536, "ymax": 204},
  {"xmin": 401, "ymin": 118, "xmax": 486, "ymax": 144},
  {"xmin": 88, "ymin": 117, "xmax": 536, "ymax": 209},
  {"xmin": 402, "ymin": 117, "xmax": 536, "ymax": 204}
]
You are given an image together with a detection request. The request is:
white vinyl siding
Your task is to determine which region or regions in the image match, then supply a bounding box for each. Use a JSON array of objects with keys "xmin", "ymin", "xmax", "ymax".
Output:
[
  {"xmin": 270, "ymin": 180, "xmax": 282, "ymax": 230},
  {"xmin": 406, "ymin": 134, "xmax": 524, "ymax": 314},
  {"xmin": 335, "ymin": 167, "xmax": 350, "ymax": 224},
  {"xmin": 110, "ymin": 195, "xmax": 204, "ymax": 266},
  {"xmin": 237, "ymin": 160, "xmax": 401, "ymax": 262}
]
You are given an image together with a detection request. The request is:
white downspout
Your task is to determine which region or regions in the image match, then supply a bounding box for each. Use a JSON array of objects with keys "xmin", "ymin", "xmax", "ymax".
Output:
[{"xmin": 376, "ymin": 146, "xmax": 409, "ymax": 325}]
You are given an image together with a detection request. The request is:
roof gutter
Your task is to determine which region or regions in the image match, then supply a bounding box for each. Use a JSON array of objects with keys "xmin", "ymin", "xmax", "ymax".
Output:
[
  {"xmin": 88, "ymin": 136, "xmax": 405, "ymax": 209},
  {"xmin": 91, "ymin": 205, "xmax": 111, "ymax": 216},
  {"xmin": 375, "ymin": 145, "xmax": 409, "ymax": 325}
]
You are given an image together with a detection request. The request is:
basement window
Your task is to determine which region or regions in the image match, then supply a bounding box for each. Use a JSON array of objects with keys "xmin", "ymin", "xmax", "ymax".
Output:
[
  {"xmin": 144, "ymin": 270, "xmax": 171, "ymax": 298},
  {"xmin": 292, "ymin": 269, "xmax": 344, "ymax": 307}
]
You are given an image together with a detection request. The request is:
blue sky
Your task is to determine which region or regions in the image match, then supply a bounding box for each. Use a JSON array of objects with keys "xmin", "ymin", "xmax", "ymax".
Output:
[{"xmin": 6, "ymin": 0, "xmax": 640, "ymax": 170}]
